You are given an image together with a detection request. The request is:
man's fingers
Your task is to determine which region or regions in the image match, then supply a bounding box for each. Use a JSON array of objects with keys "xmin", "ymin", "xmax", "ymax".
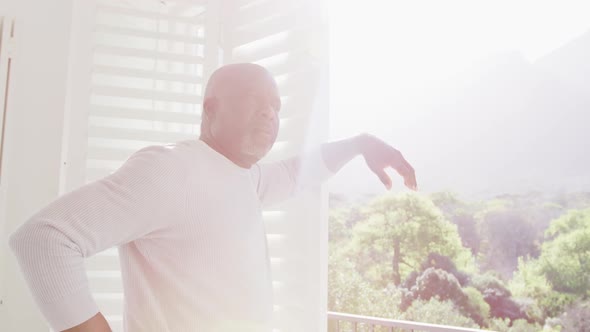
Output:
[
  {"xmin": 397, "ymin": 169, "xmax": 415, "ymax": 190},
  {"xmin": 399, "ymin": 155, "xmax": 414, "ymax": 175},
  {"xmin": 404, "ymin": 175, "xmax": 418, "ymax": 191},
  {"xmin": 405, "ymin": 168, "xmax": 417, "ymax": 190},
  {"xmin": 390, "ymin": 154, "xmax": 417, "ymax": 190},
  {"xmin": 389, "ymin": 151, "xmax": 410, "ymax": 174},
  {"xmin": 392, "ymin": 161, "xmax": 411, "ymax": 181},
  {"xmin": 369, "ymin": 147, "xmax": 417, "ymax": 191},
  {"xmin": 374, "ymin": 168, "xmax": 392, "ymax": 190},
  {"xmin": 410, "ymin": 170, "xmax": 417, "ymax": 190},
  {"xmin": 401, "ymin": 163, "xmax": 417, "ymax": 190}
]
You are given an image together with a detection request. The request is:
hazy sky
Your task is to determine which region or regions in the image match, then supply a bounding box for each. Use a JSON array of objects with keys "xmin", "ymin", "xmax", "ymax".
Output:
[
  {"xmin": 329, "ymin": 0, "xmax": 590, "ymax": 137},
  {"xmin": 327, "ymin": 0, "xmax": 590, "ymax": 197}
]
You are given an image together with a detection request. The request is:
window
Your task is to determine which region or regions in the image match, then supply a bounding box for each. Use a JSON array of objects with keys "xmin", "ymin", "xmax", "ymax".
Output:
[{"xmin": 64, "ymin": 0, "xmax": 328, "ymax": 331}]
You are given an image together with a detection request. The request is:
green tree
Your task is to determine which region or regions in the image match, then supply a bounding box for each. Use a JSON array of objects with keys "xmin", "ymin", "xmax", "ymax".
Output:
[
  {"xmin": 509, "ymin": 257, "xmax": 551, "ymax": 321},
  {"xmin": 507, "ymin": 319, "xmax": 541, "ymax": 332},
  {"xmin": 560, "ymin": 301, "xmax": 590, "ymax": 332},
  {"xmin": 464, "ymin": 286, "xmax": 491, "ymax": 327},
  {"xmin": 488, "ymin": 318, "xmax": 547, "ymax": 332},
  {"xmin": 510, "ymin": 257, "xmax": 551, "ymax": 300},
  {"xmin": 328, "ymin": 254, "xmax": 401, "ymax": 318},
  {"xmin": 476, "ymin": 207, "xmax": 538, "ymax": 278},
  {"xmin": 539, "ymin": 208, "xmax": 590, "ymax": 295},
  {"xmin": 400, "ymin": 298, "xmax": 479, "ymax": 328},
  {"xmin": 430, "ymin": 191, "xmax": 481, "ymax": 255},
  {"xmin": 406, "ymin": 268, "xmax": 487, "ymax": 326},
  {"xmin": 329, "ymin": 208, "xmax": 353, "ymax": 245},
  {"xmin": 349, "ymin": 192, "xmax": 474, "ymax": 287},
  {"xmin": 470, "ymin": 273, "xmax": 529, "ymax": 322}
]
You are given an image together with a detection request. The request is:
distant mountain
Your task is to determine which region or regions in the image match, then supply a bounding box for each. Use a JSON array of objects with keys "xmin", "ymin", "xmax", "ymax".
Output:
[{"xmin": 328, "ymin": 30, "xmax": 590, "ymax": 201}]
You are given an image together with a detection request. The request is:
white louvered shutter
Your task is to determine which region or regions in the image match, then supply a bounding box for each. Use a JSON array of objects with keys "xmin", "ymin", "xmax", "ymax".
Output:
[
  {"xmin": 63, "ymin": 0, "xmax": 329, "ymax": 331},
  {"xmin": 223, "ymin": 1, "xmax": 330, "ymax": 331},
  {"xmin": 65, "ymin": 1, "xmax": 211, "ymax": 331}
]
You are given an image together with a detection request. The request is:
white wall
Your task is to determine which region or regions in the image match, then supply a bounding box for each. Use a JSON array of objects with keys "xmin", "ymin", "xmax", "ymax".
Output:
[{"xmin": 0, "ymin": 0, "xmax": 74, "ymax": 330}]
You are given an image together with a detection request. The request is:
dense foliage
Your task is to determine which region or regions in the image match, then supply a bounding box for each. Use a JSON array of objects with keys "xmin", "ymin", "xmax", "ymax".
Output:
[{"xmin": 328, "ymin": 191, "xmax": 590, "ymax": 331}]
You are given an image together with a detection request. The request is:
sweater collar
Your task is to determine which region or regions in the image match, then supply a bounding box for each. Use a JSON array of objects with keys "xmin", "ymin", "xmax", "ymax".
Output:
[{"xmin": 192, "ymin": 138, "xmax": 251, "ymax": 173}]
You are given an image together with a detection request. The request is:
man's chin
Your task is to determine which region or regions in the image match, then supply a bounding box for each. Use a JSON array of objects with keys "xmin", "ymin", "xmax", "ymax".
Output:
[{"xmin": 242, "ymin": 144, "xmax": 272, "ymax": 161}]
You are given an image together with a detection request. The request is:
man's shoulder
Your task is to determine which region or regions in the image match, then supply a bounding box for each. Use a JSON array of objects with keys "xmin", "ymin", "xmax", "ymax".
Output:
[
  {"xmin": 121, "ymin": 141, "xmax": 195, "ymax": 175},
  {"xmin": 133, "ymin": 139, "xmax": 197, "ymax": 160}
]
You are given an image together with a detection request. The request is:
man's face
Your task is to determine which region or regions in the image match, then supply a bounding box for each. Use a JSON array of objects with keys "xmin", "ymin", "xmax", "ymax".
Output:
[{"xmin": 208, "ymin": 73, "xmax": 281, "ymax": 161}]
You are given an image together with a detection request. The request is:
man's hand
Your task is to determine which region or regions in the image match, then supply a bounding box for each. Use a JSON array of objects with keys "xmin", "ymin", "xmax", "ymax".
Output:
[
  {"xmin": 320, "ymin": 133, "xmax": 417, "ymax": 191},
  {"xmin": 358, "ymin": 133, "xmax": 417, "ymax": 191},
  {"xmin": 62, "ymin": 312, "xmax": 112, "ymax": 332}
]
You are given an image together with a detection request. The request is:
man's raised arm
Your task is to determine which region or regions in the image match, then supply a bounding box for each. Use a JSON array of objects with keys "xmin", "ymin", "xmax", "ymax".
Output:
[
  {"xmin": 321, "ymin": 133, "xmax": 417, "ymax": 191},
  {"xmin": 251, "ymin": 133, "xmax": 417, "ymax": 207}
]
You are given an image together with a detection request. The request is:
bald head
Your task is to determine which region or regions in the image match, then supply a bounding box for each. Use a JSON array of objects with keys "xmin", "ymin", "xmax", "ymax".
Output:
[
  {"xmin": 204, "ymin": 63, "xmax": 276, "ymax": 101},
  {"xmin": 199, "ymin": 63, "xmax": 282, "ymax": 168}
]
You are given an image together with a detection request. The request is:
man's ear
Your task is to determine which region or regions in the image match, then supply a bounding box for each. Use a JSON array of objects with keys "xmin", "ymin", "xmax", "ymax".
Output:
[{"xmin": 203, "ymin": 97, "xmax": 218, "ymax": 121}]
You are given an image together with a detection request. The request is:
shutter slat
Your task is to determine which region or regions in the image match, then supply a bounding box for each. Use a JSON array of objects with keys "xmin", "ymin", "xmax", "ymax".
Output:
[
  {"xmin": 95, "ymin": 295, "xmax": 123, "ymax": 316},
  {"xmin": 98, "ymin": 5, "xmax": 205, "ymax": 25},
  {"xmin": 92, "ymin": 85, "xmax": 201, "ymax": 103},
  {"xmin": 273, "ymin": 283, "xmax": 302, "ymax": 304},
  {"xmin": 105, "ymin": 317, "xmax": 123, "ymax": 332},
  {"xmin": 95, "ymin": 24, "xmax": 205, "ymax": 44},
  {"xmin": 262, "ymin": 210, "xmax": 285, "ymax": 220},
  {"xmin": 276, "ymin": 115, "xmax": 308, "ymax": 142},
  {"xmin": 235, "ymin": 0, "xmax": 266, "ymax": 10},
  {"xmin": 232, "ymin": 32, "xmax": 306, "ymax": 63},
  {"xmin": 90, "ymin": 105, "xmax": 201, "ymax": 124},
  {"xmin": 276, "ymin": 81, "xmax": 311, "ymax": 101},
  {"xmin": 94, "ymin": 45, "xmax": 205, "ymax": 65},
  {"xmin": 85, "ymin": 254, "xmax": 120, "ymax": 271},
  {"xmin": 232, "ymin": 15, "xmax": 298, "ymax": 48},
  {"xmin": 93, "ymin": 65, "xmax": 202, "ymax": 84},
  {"xmin": 86, "ymin": 146, "xmax": 137, "ymax": 161},
  {"xmin": 234, "ymin": 0, "xmax": 295, "ymax": 27},
  {"xmin": 277, "ymin": 96, "xmax": 310, "ymax": 119},
  {"xmin": 255, "ymin": 51, "xmax": 304, "ymax": 77},
  {"xmin": 264, "ymin": 220, "xmax": 287, "ymax": 236},
  {"xmin": 267, "ymin": 234, "xmax": 286, "ymax": 257},
  {"xmin": 270, "ymin": 257, "xmax": 285, "ymax": 280},
  {"xmin": 263, "ymin": 141, "xmax": 299, "ymax": 162},
  {"xmin": 88, "ymin": 125, "xmax": 195, "ymax": 143},
  {"xmin": 86, "ymin": 167, "xmax": 116, "ymax": 182},
  {"xmin": 88, "ymin": 274, "xmax": 123, "ymax": 293},
  {"xmin": 263, "ymin": 210, "xmax": 287, "ymax": 233},
  {"xmin": 268, "ymin": 259, "xmax": 302, "ymax": 284},
  {"xmin": 276, "ymin": 70, "xmax": 312, "ymax": 98}
]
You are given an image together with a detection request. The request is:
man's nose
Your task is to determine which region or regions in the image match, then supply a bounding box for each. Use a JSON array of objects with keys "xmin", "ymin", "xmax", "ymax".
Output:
[{"xmin": 258, "ymin": 104, "xmax": 277, "ymax": 120}]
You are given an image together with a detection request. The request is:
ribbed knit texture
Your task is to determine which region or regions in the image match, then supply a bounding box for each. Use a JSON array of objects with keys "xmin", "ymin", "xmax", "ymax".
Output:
[{"xmin": 8, "ymin": 138, "xmax": 334, "ymax": 332}]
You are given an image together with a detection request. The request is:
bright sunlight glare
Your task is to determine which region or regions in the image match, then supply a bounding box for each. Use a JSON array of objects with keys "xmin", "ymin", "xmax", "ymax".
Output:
[{"xmin": 327, "ymin": 0, "xmax": 590, "ymax": 197}]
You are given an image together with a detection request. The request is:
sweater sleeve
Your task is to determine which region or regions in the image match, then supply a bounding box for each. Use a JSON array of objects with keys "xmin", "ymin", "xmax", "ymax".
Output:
[
  {"xmin": 251, "ymin": 146, "xmax": 335, "ymax": 208},
  {"xmin": 8, "ymin": 145, "xmax": 187, "ymax": 331}
]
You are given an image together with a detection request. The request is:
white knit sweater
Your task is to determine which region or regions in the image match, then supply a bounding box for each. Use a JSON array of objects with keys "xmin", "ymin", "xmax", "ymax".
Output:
[{"xmin": 8, "ymin": 138, "xmax": 334, "ymax": 332}]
